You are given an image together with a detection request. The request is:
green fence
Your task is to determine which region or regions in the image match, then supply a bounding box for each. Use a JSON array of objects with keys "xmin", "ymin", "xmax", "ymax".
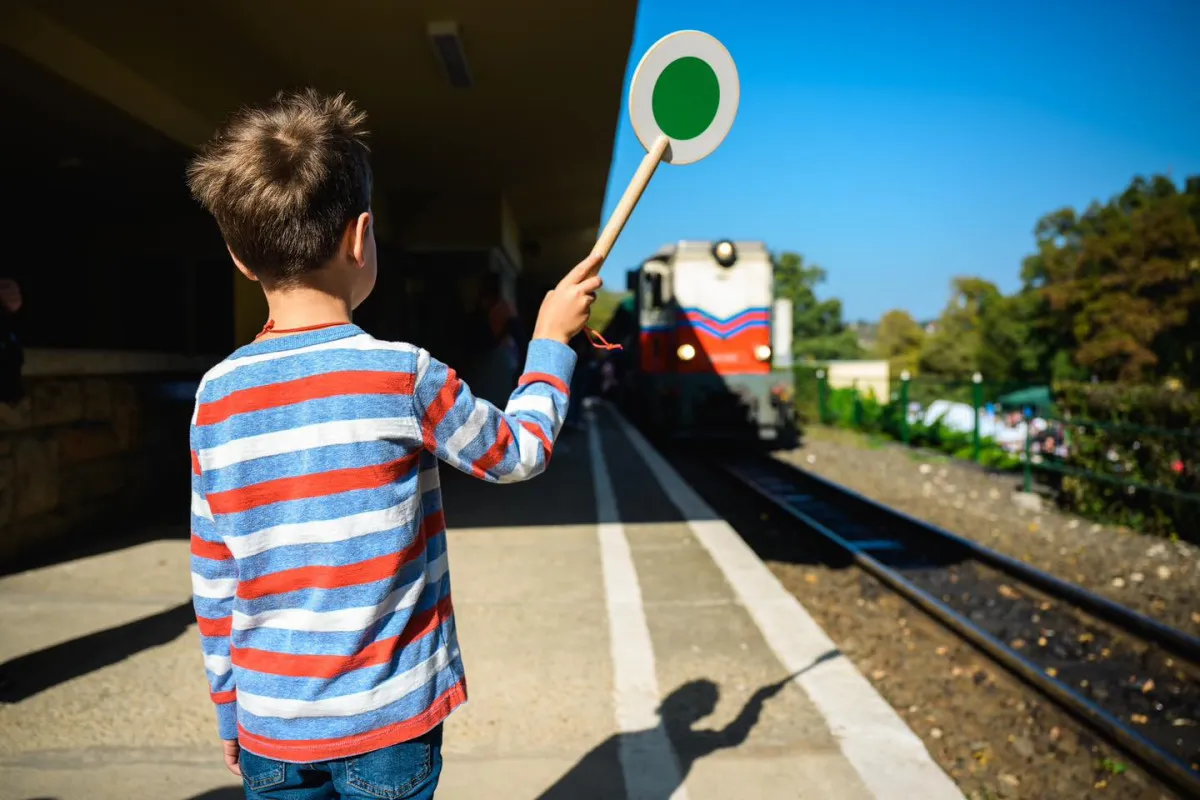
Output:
[{"xmin": 801, "ymin": 369, "xmax": 1200, "ymax": 535}]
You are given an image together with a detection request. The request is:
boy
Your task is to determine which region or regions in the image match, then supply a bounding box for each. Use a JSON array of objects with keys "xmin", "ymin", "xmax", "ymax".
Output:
[{"xmin": 186, "ymin": 88, "xmax": 601, "ymax": 799}]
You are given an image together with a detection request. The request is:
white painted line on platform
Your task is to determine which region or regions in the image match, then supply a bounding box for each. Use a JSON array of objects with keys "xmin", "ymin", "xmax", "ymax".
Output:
[
  {"xmin": 610, "ymin": 406, "xmax": 962, "ymax": 800},
  {"xmin": 587, "ymin": 407, "xmax": 689, "ymax": 800}
]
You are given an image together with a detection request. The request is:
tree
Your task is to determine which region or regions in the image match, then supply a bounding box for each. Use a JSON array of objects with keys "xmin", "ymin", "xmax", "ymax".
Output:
[
  {"xmin": 873, "ymin": 309, "xmax": 925, "ymax": 376},
  {"xmin": 976, "ymin": 290, "xmax": 1046, "ymax": 387},
  {"xmin": 1025, "ymin": 175, "xmax": 1200, "ymax": 385},
  {"xmin": 773, "ymin": 251, "xmax": 862, "ymax": 361},
  {"xmin": 918, "ymin": 276, "xmax": 1002, "ymax": 377}
]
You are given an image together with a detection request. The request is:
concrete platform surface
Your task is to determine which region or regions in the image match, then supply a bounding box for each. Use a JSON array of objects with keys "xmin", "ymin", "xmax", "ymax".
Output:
[{"xmin": 0, "ymin": 402, "xmax": 958, "ymax": 800}]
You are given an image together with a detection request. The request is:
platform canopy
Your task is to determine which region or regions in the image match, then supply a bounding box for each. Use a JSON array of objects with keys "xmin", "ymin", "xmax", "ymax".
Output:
[{"xmin": 0, "ymin": 0, "xmax": 638, "ymax": 282}]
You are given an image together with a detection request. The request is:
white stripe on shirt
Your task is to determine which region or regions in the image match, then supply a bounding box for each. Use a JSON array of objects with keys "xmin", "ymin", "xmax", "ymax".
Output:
[
  {"xmin": 232, "ymin": 553, "xmax": 448, "ymax": 633},
  {"xmin": 237, "ymin": 640, "xmax": 456, "ymax": 719},
  {"xmin": 224, "ymin": 497, "xmax": 421, "ymax": 560},
  {"xmin": 205, "ymin": 336, "xmax": 419, "ymax": 383},
  {"xmin": 199, "ymin": 417, "xmax": 421, "ymax": 472},
  {"xmin": 192, "ymin": 573, "xmax": 237, "ymax": 599}
]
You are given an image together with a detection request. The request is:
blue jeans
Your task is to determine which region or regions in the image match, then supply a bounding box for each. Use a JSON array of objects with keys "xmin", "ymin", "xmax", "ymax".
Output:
[{"xmin": 240, "ymin": 725, "xmax": 442, "ymax": 799}]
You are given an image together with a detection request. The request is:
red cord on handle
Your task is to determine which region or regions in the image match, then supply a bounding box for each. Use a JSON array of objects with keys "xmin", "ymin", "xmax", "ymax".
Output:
[{"xmin": 584, "ymin": 326, "xmax": 622, "ymax": 351}]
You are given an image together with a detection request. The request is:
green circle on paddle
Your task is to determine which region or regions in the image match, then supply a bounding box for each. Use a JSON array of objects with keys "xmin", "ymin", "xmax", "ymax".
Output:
[{"xmin": 651, "ymin": 56, "xmax": 720, "ymax": 141}]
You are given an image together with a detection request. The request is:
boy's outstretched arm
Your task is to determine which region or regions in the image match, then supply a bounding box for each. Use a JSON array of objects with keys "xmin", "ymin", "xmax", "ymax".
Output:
[
  {"xmin": 414, "ymin": 341, "xmax": 574, "ymax": 482},
  {"xmin": 415, "ymin": 254, "xmax": 603, "ymax": 482},
  {"xmin": 188, "ymin": 434, "xmax": 240, "ymax": 774}
]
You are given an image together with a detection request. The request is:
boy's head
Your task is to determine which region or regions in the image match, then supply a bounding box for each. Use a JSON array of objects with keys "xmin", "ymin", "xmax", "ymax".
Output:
[{"xmin": 187, "ymin": 88, "xmax": 376, "ymax": 308}]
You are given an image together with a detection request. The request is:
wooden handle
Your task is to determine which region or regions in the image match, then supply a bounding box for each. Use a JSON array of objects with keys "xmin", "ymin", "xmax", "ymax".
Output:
[{"xmin": 589, "ymin": 135, "xmax": 669, "ymax": 268}]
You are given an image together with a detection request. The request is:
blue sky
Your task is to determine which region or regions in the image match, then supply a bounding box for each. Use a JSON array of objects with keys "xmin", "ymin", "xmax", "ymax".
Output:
[{"xmin": 595, "ymin": 0, "xmax": 1200, "ymax": 322}]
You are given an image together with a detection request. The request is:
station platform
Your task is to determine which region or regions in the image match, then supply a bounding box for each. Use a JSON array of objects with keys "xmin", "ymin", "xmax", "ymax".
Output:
[{"xmin": 0, "ymin": 402, "xmax": 959, "ymax": 800}]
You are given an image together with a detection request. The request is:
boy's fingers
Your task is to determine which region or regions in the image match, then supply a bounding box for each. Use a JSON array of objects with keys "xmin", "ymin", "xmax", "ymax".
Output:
[
  {"xmin": 562, "ymin": 253, "xmax": 604, "ymax": 285},
  {"xmin": 578, "ymin": 276, "xmax": 603, "ymax": 295}
]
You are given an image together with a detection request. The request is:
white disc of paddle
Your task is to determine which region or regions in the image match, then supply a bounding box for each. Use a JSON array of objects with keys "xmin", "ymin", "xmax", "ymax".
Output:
[{"xmin": 628, "ymin": 30, "xmax": 740, "ymax": 165}]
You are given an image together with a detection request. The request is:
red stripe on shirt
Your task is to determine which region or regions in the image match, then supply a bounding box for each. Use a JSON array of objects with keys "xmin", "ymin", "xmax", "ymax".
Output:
[
  {"xmin": 236, "ymin": 680, "xmax": 467, "ymax": 763},
  {"xmin": 231, "ymin": 594, "xmax": 454, "ymax": 678},
  {"xmin": 421, "ymin": 510, "xmax": 446, "ymax": 539},
  {"xmin": 238, "ymin": 532, "xmax": 429, "ymax": 600},
  {"xmin": 518, "ymin": 371, "xmax": 569, "ymax": 396},
  {"xmin": 421, "ymin": 370, "xmax": 461, "ymax": 451},
  {"xmin": 191, "ymin": 533, "xmax": 232, "ymax": 561},
  {"xmin": 211, "ymin": 689, "xmax": 237, "ymax": 704},
  {"xmin": 196, "ymin": 371, "xmax": 414, "ymax": 426},
  {"xmin": 197, "ymin": 615, "xmax": 232, "ymax": 637},
  {"xmin": 191, "ymin": 450, "xmax": 202, "ymax": 476},
  {"xmin": 471, "ymin": 418, "xmax": 514, "ymax": 477},
  {"xmin": 207, "ymin": 454, "xmax": 418, "ymax": 515}
]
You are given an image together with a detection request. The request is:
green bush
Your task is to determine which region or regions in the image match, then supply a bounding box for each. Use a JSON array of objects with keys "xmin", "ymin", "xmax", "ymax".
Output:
[
  {"xmin": 803, "ymin": 385, "xmax": 1025, "ymax": 474},
  {"xmin": 1050, "ymin": 382, "xmax": 1200, "ymax": 536}
]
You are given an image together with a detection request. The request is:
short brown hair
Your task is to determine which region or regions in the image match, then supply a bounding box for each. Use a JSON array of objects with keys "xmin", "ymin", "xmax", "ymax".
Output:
[{"xmin": 187, "ymin": 88, "xmax": 372, "ymax": 285}]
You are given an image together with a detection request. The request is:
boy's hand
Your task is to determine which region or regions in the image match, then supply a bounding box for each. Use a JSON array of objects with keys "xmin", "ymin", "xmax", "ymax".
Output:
[
  {"xmin": 222, "ymin": 739, "xmax": 242, "ymax": 777},
  {"xmin": 533, "ymin": 254, "xmax": 604, "ymax": 344}
]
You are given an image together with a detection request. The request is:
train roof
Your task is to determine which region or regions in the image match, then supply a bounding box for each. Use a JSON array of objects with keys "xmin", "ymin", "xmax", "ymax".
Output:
[{"xmin": 643, "ymin": 240, "xmax": 770, "ymax": 263}]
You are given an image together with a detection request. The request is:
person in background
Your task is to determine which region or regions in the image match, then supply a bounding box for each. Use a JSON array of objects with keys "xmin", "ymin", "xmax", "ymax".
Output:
[
  {"xmin": 0, "ymin": 278, "xmax": 23, "ymax": 404},
  {"xmin": 482, "ymin": 272, "xmax": 525, "ymax": 385},
  {"xmin": 563, "ymin": 336, "xmax": 592, "ymax": 432}
]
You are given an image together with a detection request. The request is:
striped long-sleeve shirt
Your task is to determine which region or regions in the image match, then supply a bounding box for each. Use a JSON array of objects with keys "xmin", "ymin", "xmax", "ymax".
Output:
[{"xmin": 189, "ymin": 324, "xmax": 574, "ymax": 762}]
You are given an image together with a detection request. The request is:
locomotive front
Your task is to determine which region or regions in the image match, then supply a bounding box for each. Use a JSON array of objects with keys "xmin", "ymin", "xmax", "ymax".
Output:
[{"xmin": 626, "ymin": 240, "xmax": 794, "ymax": 443}]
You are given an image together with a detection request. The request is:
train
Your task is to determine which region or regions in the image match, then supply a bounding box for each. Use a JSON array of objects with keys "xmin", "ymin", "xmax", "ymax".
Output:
[{"xmin": 614, "ymin": 239, "xmax": 797, "ymax": 445}]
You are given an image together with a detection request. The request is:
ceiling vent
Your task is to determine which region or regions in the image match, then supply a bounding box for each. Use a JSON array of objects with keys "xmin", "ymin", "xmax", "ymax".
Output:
[{"xmin": 427, "ymin": 21, "xmax": 473, "ymax": 89}]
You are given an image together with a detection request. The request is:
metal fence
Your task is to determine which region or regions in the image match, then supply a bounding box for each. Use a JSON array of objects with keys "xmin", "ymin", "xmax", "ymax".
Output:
[{"xmin": 804, "ymin": 370, "xmax": 1200, "ymax": 528}]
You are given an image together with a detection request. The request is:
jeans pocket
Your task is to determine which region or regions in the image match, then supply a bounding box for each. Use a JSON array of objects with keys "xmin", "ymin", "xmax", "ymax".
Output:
[
  {"xmin": 240, "ymin": 749, "xmax": 288, "ymax": 792},
  {"xmin": 345, "ymin": 731, "xmax": 440, "ymax": 799}
]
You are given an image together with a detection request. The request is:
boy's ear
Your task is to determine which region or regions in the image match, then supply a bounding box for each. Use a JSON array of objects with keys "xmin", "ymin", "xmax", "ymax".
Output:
[
  {"xmin": 349, "ymin": 212, "xmax": 372, "ymax": 269},
  {"xmin": 228, "ymin": 246, "xmax": 259, "ymax": 282}
]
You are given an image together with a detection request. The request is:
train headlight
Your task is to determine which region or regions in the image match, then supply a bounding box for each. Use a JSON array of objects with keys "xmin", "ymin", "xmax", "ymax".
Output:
[
  {"xmin": 712, "ymin": 239, "xmax": 737, "ymax": 267},
  {"xmin": 677, "ymin": 344, "xmax": 696, "ymax": 361},
  {"xmin": 754, "ymin": 344, "xmax": 772, "ymax": 362}
]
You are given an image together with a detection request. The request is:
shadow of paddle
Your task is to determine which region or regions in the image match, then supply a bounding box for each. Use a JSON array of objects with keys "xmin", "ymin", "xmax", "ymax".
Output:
[{"xmin": 536, "ymin": 648, "xmax": 842, "ymax": 800}]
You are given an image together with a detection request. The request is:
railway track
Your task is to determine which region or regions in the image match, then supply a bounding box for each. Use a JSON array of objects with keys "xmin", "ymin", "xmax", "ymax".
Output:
[{"xmin": 714, "ymin": 450, "xmax": 1200, "ymax": 798}]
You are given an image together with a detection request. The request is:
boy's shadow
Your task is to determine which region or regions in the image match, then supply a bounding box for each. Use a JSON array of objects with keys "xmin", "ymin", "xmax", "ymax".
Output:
[{"xmin": 537, "ymin": 649, "xmax": 841, "ymax": 800}]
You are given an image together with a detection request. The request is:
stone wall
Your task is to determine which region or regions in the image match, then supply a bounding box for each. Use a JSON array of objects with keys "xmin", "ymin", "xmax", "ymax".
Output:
[{"xmin": 0, "ymin": 368, "xmax": 200, "ymax": 566}]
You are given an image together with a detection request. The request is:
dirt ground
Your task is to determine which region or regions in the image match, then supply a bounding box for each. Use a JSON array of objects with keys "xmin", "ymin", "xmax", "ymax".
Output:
[
  {"xmin": 667, "ymin": 429, "xmax": 1199, "ymax": 799},
  {"xmin": 776, "ymin": 427, "xmax": 1200, "ymax": 637}
]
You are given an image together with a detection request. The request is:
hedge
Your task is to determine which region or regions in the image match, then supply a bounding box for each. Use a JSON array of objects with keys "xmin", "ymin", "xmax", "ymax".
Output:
[
  {"xmin": 819, "ymin": 385, "xmax": 1022, "ymax": 472},
  {"xmin": 1050, "ymin": 382, "xmax": 1199, "ymax": 536}
]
